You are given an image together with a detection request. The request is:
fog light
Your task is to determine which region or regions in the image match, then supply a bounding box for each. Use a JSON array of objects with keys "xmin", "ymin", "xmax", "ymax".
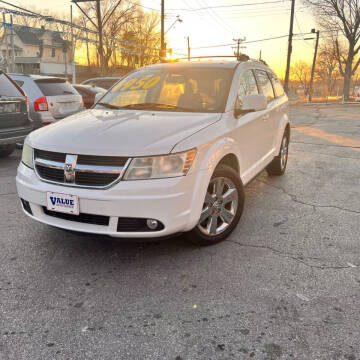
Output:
[{"xmin": 146, "ymin": 219, "xmax": 158, "ymax": 230}]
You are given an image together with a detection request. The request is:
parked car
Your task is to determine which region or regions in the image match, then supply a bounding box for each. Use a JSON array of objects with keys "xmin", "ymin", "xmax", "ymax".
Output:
[
  {"xmin": 354, "ymin": 86, "xmax": 360, "ymax": 101},
  {"xmin": 0, "ymin": 71, "xmax": 33, "ymax": 158},
  {"xmin": 73, "ymin": 84, "xmax": 106, "ymax": 109},
  {"xmin": 8, "ymin": 74, "xmax": 84, "ymax": 127},
  {"xmin": 16, "ymin": 60, "xmax": 290, "ymax": 245},
  {"xmin": 81, "ymin": 76, "xmax": 123, "ymax": 90}
]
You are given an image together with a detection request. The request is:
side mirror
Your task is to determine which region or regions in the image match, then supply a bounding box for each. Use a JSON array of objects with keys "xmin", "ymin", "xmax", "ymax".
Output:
[{"xmin": 234, "ymin": 94, "xmax": 267, "ymax": 117}]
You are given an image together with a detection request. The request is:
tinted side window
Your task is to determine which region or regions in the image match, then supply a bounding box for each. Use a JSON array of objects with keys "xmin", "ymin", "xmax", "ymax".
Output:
[
  {"xmin": 269, "ymin": 73, "xmax": 285, "ymax": 97},
  {"xmin": 35, "ymin": 80, "xmax": 76, "ymax": 96},
  {"xmin": 236, "ymin": 70, "xmax": 258, "ymax": 107},
  {"xmin": 0, "ymin": 73, "xmax": 22, "ymax": 97},
  {"xmin": 255, "ymin": 70, "xmax": 274, "ymax": 103}
]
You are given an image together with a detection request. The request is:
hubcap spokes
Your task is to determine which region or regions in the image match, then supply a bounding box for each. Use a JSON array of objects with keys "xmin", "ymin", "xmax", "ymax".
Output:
[
  {"xmin": 198, "ymin": 177, "xmax": 238, "ymax": 236},
  {"xmin": 280, "ymin": 136, "xmax": 288, "ymax": 169}
]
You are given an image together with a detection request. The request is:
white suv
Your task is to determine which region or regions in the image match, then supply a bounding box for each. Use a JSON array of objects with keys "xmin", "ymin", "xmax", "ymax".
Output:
[{"xmin": 16, "ymin": 60, "xmax": 290, "ymax": 245}]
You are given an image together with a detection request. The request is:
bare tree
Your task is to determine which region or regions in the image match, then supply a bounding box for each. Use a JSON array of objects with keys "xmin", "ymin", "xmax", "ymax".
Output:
[
  {"xmin": 78, "ymin": 0, "xmax": 139, "ymax": 71},
  {"xmin": 291, "ymin": 60, "xmax": 312, "ymax": 95},
  {"xmin": 305, "ymin": 0, "xmax": 360, "ymax": 99},
  {"xmin": 120, "ymin": 11, "xmax": 160, "ymax": 68},
  {"xmin": 316, "ymin": 39, "xmax": 340, "ymax": 95}
]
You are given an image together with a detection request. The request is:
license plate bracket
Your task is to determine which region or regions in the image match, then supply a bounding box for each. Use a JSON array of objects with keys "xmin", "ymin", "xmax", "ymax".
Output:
[{"xmin": 46, "ymin": 192, "xmax": 79, "ymax": 215}]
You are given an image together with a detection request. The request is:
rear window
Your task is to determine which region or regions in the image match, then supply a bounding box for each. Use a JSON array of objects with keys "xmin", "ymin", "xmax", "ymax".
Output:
[
  {"xmin": 0, "ymin": 73, "xmax": 23, "ymax": 97},
  {"xmin": 90, "ymin": 79, "xmax": 118, "ymax": 89},
  {"xmin": 269, "ymin": 73, "xmax": 285, "ymax": 97},
  {"xmin": 254, "ymin": 70, "xmax": 275, "ymax": 103},
  {"xmin": 36, "ymin": 79, "xmax": 76, "ymax": 96},
  {"xmin": 15, "ymin": 80, "xmax": 24, "ymax": 87}
]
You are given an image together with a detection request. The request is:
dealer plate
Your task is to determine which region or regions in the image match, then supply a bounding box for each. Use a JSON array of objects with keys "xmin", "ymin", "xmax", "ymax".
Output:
[{"xmin": 46, "ymin": 192, "xmax": 79, "ymax": 215}]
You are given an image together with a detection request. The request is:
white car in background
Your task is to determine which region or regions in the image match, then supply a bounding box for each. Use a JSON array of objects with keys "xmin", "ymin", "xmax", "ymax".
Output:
[
  {"xmin": 9, "ymin": 74, "xmax": 84, "ymax": 128},
  {"xmin": 16, "ymin": 60, "xmax": 290, "ymax": 245}
]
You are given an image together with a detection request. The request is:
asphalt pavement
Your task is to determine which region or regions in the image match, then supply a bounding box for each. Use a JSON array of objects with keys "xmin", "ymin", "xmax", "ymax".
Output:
[{"xmin": 1, "ymin": 104, "xmax": 360, "ymax": 360}]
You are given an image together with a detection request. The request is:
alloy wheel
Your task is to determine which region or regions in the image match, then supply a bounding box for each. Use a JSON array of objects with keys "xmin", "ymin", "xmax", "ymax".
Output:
[
  {"xmin": 197, "ymin": 177, "xmax": 238, "ymax": 236},
  {"xmin": 280, "ymin": 135, "xmax": 288, "ymax": 170}
]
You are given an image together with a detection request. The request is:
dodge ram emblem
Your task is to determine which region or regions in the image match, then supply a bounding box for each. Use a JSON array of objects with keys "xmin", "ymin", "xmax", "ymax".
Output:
[{"xmin": 64, "ymin": 154, "xmax": 77, "ymax": 183}]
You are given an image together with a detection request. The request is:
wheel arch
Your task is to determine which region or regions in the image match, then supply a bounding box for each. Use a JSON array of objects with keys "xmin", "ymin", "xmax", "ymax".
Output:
[
  {"xmin": 184, "ymin": 138, "xmax": 242, "ymax": 232},
  {"xmin": 275, "ymin": 113, "xmax": 291, "ymax": 154},
  {"xmin": 215, "ymin": 153, "xmax": 240, "ymax": 174}
]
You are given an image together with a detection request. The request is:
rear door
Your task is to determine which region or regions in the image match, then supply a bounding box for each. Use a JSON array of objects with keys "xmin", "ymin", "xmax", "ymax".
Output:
[
  {"xmin": 253, "ymin": 69, "xmax": 277, "ymax": 158},
  {"xmin": 268, "ymin": 72, "xmax": 288, "ymax": 148},
  {"xmin": 0, "ymin": 72, "xmax": 29, "ymax": 130},
  {"xmin": 35, "ymin": 78, "xmax": 83, "ymax": 119},
  {"xmin": 231, "ymin": 69, "xmax": 267, "ymax": 176}
]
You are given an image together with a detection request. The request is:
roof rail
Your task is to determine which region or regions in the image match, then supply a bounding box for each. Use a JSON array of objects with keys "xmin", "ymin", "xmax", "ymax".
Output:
[{"xmin": 248, "ymin": 58, "xmax": 269, "ymax": 66}]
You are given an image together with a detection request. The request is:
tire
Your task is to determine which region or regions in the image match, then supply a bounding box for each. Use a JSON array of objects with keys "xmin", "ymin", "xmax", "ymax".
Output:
[
  {"xmin": 186, "ymin": 164, "xmax": 245, "ymax": 246},
  {"xmin": 266, "ymin": 130, "xmax": 289, "ymax": 176},
  {"xmin": 0, "ymin": 144, "xmax": 16, "ymax": 158}
]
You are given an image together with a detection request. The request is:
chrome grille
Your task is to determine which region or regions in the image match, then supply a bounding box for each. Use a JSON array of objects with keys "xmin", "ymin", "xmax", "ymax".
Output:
[{"xmin": 34, "ymin": 149, "xmax": 130, "ymax": 189}]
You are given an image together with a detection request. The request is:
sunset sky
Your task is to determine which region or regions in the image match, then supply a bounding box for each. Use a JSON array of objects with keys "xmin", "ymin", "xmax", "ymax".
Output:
[{"xmin": 6, "ymin": 0, "xmax": 319, "ymax": 77}]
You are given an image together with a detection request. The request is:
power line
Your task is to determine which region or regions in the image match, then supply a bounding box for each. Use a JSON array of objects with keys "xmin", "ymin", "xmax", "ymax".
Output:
[
  {"xmin": 167, "ymin": 0, "xmax": 291, "ymax": 11},
  {"xmin": 188, "ymin": 33, "xmax": 308, "ymax": 50},
  {"xmin": 194, "ymin": 0, "xmax": 234, "ymax": 34},
  {"xmin": 124, "ymin": 0, "xmax": 290, "ymax": 13}
]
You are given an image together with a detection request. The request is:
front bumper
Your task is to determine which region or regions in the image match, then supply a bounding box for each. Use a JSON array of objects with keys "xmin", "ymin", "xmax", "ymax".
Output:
[{"xmin": 16, "ymin": 163, "xmax": 210, "ymax": 238}]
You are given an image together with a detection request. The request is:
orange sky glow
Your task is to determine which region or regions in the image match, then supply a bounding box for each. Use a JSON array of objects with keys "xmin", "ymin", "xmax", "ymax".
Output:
[{"xmin": 8, "ymin": 0, "xmax": 318, "ymax": 78}]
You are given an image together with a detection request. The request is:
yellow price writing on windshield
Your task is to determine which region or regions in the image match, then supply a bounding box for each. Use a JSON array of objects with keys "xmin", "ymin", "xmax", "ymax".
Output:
[
  {"xmin": 130, "ymin": 75, "xmax": 153, "ymax": 90},
  {"xmin": 120, "ymin": 78, "xmax": 138, "ymax": 91},
  {"xmin": 117, "ymin": 75, "xmax": 161, "ymax": 92},
  {"xmin": 143, "ymin": 76, "xmax": 160, "ymax": 89}
]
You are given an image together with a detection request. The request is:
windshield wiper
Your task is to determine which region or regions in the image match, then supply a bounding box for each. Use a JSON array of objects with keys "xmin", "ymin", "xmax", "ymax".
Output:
[
  {"xmin": 96, "ymin": 102, "xmax": 121, "ymax": 109},
  {"xmin": 120, "ymin": 103, "xmax": 196, "ymax": 112}
]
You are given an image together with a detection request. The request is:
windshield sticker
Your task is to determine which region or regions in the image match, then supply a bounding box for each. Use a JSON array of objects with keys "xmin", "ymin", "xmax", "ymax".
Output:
[{"xmin": 112, "ymin": 75, "xmax": 161, "ymax": 92}]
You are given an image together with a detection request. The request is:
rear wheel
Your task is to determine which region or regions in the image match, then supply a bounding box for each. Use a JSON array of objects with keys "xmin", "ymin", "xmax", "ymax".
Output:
[
  {"xmin": 266, "ymin": 130, "xmax": 289, "ymax": 176},
  {"xmin": 0, "ymin": 144, "xmax": 16, "ymax": 158},
  {"xmin": 186, "ymin": 164, "xmax": 244, "ymax": 246}
]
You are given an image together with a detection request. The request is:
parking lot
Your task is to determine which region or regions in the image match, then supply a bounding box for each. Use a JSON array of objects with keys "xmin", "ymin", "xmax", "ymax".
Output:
[{"xmin": 1, "ymin": 104, "xmax": 360, "ymax": 359}]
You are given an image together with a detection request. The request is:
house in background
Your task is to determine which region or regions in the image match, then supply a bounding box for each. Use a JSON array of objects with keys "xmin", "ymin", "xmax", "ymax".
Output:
[{"xmin": 0, "ymin": 25, "xmax": 73, "ymax": 77}]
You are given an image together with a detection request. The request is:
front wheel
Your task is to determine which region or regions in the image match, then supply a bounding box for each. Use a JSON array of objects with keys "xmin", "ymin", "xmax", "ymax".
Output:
[{"xmin": 186, "ymin": 164, "xmax": 244, "ymax": 246}]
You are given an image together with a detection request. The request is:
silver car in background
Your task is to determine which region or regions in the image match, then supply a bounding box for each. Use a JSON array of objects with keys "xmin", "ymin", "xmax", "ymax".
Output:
[
  {"xmin": 81, "ymin": 76, "xmax": 123, "ymax": 90},
  {"xmin": 9, "ymin": 74, "xmax": 84, "ymax": 129}
]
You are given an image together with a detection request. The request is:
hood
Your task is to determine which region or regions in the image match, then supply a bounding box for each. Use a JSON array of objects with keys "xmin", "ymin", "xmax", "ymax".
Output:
[{"xmin": 27, "ymin": 109, "xmax": 222, "ymax": 156}]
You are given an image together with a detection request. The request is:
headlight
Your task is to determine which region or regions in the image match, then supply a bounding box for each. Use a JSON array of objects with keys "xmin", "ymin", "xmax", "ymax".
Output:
[
  {"xmin": 124, "ymin": 149, "xmax": 197, "ymax": 180},
  {"xmin": 22, "ymin": 143, "xmax": 34, "ymax": 169}
]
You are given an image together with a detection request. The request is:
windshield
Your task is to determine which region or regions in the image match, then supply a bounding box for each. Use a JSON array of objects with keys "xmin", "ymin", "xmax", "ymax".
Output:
[{"xmin": 95, "ymin": 66, "xmax": 233, "ymax": 113}]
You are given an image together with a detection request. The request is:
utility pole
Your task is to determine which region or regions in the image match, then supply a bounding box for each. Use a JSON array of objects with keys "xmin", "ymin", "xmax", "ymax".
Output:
[
  {"xmin": 308, "ymin": 29, "xmax": 320, "ymax": 102},
  {"xmin": 160, "ymin": 0, "xmax": 165, "ymax": 60},
  {"xmin": 96, "ymin": 0, "xmax": 104, "ymax": 75},
  {"xmin": 284, "ymin": 0, "xmax": 295, "ymax": 94},
  {"xmin": 2, "ymin": 13, "xmax": 9, "ymax": 72},
  {"xmin": 187, "ymin": 36, "xmax": 190, "ymax": 61},
  {"xmin": 72, "ymin": 0, "xmax": 107, "ymax": 75},
  {"xmin": 10, "ymin": 14, "xmax": 15, "ymax": 72},
  {"xmin": 70, "ymin": 5, "xmax": 76, "ymax": 83},
  {"xmin": 232, "ymin": 37, "xmax": 246, "ymax": 60}
]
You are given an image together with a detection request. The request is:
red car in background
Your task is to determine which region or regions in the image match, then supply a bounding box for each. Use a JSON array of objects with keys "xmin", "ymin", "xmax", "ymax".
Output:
[{"xmin": 73, "ymin": 84, "xmax": 106, "ymax": 109}]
